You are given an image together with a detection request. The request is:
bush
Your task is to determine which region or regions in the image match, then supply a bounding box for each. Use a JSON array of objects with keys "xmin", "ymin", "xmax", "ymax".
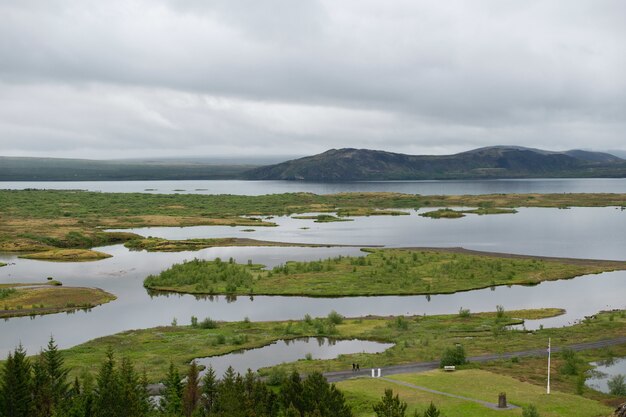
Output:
[
  {"xmin": 327, "ymin": 310, "xmax": 344, "ymax": 325},
  {"xmin": 559, "ymin": 348, "xmax": 580, "ymax": 376},
  {"xmin": 199, "ymin": 317, "xmax": 218, "ymax": 329},
  {"xmin": 440, "ymin": 344, "xmax": 467, "ymax": 368},
  {"xmin": 522, "ymin": 404, "xmax": 540, "ymax": 417},
  {"xmin": 458, "ymin": 307, "xmax": 470, "ymax": 318}
]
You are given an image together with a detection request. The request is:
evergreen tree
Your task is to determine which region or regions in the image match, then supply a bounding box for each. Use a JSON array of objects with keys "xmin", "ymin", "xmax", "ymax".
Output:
[
  {"xmin": 301, "ymin": 372, "xmax": 352, "ymax": 417},
  {"xmin": 421, "ymin": 402, "xmax": 441, "ymax": 417},
  {"xmin": 0, "ymin": 345, "xmax": 33, "ymax": 417},
  {"xmin": 161, "ymin": 362, "xmax": 183, "ymax": 416},
  {"xmin": 31, "ymin": 354, "xmax": 53, "ymax": 417},
  {"xmin": 201, "ymin": 366, "xmax": 218, "ymax": 415},
  {"xmin": 280, "ymin": 371, "xmax": 304, "ymax": 414},
  {"xmin": 182, "ymin": 361, "xmax": 200, "ymax": 417},
  {"xmin": 93, "ymin": 348, "xmax": 122, "ymax": 417},
  {"xmin": 118, "ymin": 357, "xmax": 148, "ymax": 417},
  {"xmin": 43, "ymin": 337, "xmax": 70, "ymax": 409},
  {"xmin": 213, "ymin": 366, "xmax": 246, "ymax": 417},
  {"xmin": 372, "ymin": 389, "xmax": 407, "ymax": 417}
]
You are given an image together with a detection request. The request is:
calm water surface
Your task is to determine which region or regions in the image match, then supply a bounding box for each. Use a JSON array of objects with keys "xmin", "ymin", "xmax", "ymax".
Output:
[
  {"xmin": 1, "ymin": 207, "xmax": 625, "ymax": 356},
  {"xmin": 1, "ymin": 178, "xmax": 625, "ymax": 195},
  {"xmin": 586, "ymin": 357, "xmax": 626, "ymax": 393},
  {"xmin": 195, "ymin": 338, "xmax": 394, "ymax": 378}
]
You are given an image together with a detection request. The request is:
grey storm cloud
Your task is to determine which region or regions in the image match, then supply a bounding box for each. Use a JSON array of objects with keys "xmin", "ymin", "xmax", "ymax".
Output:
[{"xmin": 0, "ymin": 0, "xmax": 625, "ymax": 159}]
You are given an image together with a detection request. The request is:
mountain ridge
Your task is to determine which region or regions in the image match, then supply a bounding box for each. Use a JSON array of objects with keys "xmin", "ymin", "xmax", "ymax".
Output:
[{"xmin": 243, "ymin": 146, "xmax": 626, "ymax": 181}]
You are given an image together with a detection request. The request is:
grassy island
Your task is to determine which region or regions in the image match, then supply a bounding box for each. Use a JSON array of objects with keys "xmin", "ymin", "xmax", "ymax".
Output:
[
  {"xmin": 0, "ymin": 190, "xmax": 624, "ymax": 251},
  {"xmin": 143, "ymin": 248, "xmax": 626, "ymax": 296},
  {"xmin": 420, "ymin": 207, "xmax": 518, "ymax": 219},
  {"xmin": 18, "ymin": 248, "xmax": 112, "ymax": 262},
  {"xmin": 0, "ymin": 285, "xmax": 116, "ymax": 318},
  {"xmin": 125, "ymin": 237, "xmax": 345, "ymax": 252},
  {"xmin": 292, "ymin": 214, "xmax": 354, "ymax": 222}
]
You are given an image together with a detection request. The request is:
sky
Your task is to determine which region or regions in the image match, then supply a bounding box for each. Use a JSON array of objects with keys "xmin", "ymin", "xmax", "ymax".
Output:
[{"xmin": 0, "ymin": 0, "xmax": 625, "ymax": 160}]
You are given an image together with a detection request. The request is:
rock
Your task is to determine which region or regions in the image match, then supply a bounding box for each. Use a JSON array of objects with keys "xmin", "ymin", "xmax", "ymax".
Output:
[{"xmin": 614, "ymin": 402, "xmax": 626, "ymax": 417}]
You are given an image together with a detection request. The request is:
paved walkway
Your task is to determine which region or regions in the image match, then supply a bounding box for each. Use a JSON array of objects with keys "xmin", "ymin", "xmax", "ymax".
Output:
[
  {"xmin": 323, "ymin": 335, "xmax": 626, "ymax": 383},
  {"xmin": 379, "ymin": 377, "xmax": 518, "ymax": 411}
]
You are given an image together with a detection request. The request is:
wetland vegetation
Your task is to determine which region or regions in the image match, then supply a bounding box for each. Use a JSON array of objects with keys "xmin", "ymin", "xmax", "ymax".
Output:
[
  {"xmin": 18, "ymin": 248, "xmax": 112, "ymax": 262},
  {"xmin": 125, "ymin": 237, "xmax": 343, "ymax": 252},
  {"xmin": 143, "ymin": 248, "xmax": 626, "ymax": 297},
  {"xmin": 0, "ymin": 189, "xmax": 624, "ymax": 252},
  {"xmin": 419, "ymin": 207, "xmax": 518, "ymax": 219}
]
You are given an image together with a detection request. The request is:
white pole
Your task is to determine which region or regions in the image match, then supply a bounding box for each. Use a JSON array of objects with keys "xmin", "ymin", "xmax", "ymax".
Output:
[
  {"xmin": 547, "ymin": 338, "xmax": 551, "ymax": 395},
  {"xmin": 372, "ymin": 369, "xmax": 375, "ymax": 378},
  {"xmin": 377, "ymin": 368, "xmax": 381, "ymax": 377}
]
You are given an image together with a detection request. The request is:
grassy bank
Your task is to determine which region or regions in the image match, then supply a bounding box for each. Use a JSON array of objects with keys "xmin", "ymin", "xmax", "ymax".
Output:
[
  {"xmin": 56, "ymin": 308, "xmax": 626, "ymax": 384},
  {"xmin": 0, "ymin": 190, "xmax": 624, "ymax": 251},
  {"xmin": 125, "ymin": 237, "xmax": 345, "ymax": 252},
  {"xmin": 143, "ymin": 248, "xmax": 626, "ymax": 296},
  {"xmin": 0, "ymin": 285, "xmax": 116, "ymax": 318},
  {"xmin": 18, "ymin": 248, "xmax": 112, "ymax": 262},
  {"xmin": 338, "ymin": 369, "xmax": 612, "ymax": 417}
]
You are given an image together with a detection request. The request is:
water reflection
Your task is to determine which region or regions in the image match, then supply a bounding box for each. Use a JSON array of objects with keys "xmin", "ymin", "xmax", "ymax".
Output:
[
  {"xmin": 194, "ymin": 338, "xmax": 393, "ymax": 378},
  {"xmin": 586, "ymin": 357, "xmax": 626, "ymax": 393}
]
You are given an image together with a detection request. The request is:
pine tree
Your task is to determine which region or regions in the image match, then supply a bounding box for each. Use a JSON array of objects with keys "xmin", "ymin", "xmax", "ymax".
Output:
[
  {"xmin": 372, "ymin": 389, "xmax": 407, "ymax": 417},
  {"xmin": 421, "ymin": 402, "xmax": 441, "ymax": 417},
  {"xmin": 182, "ymin": 361, "xmax": 200, "ymax": 417},
  {"xmin": 43, "ymin": 336, "xmax": 70, "ymax": 409},
  {"xmin": 280, "ymin": 370, "xmax": 304, "ymax": 414},
  {"xmin": 118, "ymin": 357, "xmax": 147, "ymax": 417},
  {"xmin": 93, "ymin": 348, "xmax": 122, "ymax": 417},
  {"xmin": 213, "ymin": 366, "xmax": 246, "ymax": 417},
  {"xmin": 201, "ymin": 365, "xmax": 218, "ymax": 414},
  {"xmin": 0, "ymin": 345, "xmax": 33, "ymax": 417},
  {"xmin": 302, "ymin": 372, "xmax": 352, "ymax": 417},
  {"xmin": 161, "ymin": 362, "xmax": 183, "ymax": 416},
  {"xmin": 31, "ymin": 354, "xmax": 53, "ymax": 417}
]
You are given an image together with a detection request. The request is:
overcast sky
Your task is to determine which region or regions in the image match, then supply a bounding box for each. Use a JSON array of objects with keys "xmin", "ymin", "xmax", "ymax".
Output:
[{"xmin": 1, "ymin": 1, "xmax": 625, "ymax": 159}]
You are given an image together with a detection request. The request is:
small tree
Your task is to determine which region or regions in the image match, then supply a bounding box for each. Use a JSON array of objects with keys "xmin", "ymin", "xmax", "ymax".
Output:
[
  {"xmin": 372, "ymin": 389, "xmax": 407, "ymax": 417},
  {"xmin": 440, "ymin": 344, "xmax": 467, "ymax": 367},
  {"xmin": 608, "ymin": 374, "xmax": 626, "ymax": 396},
  {"xmin": 422, "ymin": 402, "xmax": 441, "ymax": 417},
  {"xmin": 182, "ymin": 361, "xmax": 200, "ymax": 417}
]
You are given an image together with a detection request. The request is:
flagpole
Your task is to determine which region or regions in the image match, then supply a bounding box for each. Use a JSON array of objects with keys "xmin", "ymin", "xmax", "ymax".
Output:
[{"xmin": 547, "ymin": 337, "xmax": 551, "ymax": 395}]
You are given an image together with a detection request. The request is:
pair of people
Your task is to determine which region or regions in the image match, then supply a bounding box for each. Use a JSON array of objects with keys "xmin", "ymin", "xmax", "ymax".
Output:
[{"xmin": 351, "ymin": 363, "xmax": 360, "ymax": 372}]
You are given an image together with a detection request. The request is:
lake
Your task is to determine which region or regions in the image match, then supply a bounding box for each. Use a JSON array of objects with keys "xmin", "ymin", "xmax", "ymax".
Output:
[
  {"xmin": 1, "ymin": 206, "xmax": 625, "ymax": 357},
  {"xmin": 1, "ymin": 177, "xmax": 626, "ymax": 195}
]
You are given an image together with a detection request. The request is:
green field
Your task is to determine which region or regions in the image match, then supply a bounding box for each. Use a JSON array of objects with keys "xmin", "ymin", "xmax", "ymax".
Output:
[
  {"xmin": 338, "ymin": 369, "xmax": 612, "ymax": 417},
  {"xmin": 143, "ymin": 248, "xmax": 626, "ymax": 296}
]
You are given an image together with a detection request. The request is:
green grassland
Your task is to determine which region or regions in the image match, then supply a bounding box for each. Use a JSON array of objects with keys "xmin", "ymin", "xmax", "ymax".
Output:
[
  {"xmin": 57, "ymin": 309, "xmax": 626, "ymax": 385},
  {"xmin": 338, "ymin": 369, "xmax": 612, "ymax": 417},
  {"xmin": 0, "ymin": 190, "xmax": 624, "ymax": 251},
  {"xmin": 143, "ymin": 248, "xmax": 626, "ymax": 296},
  {"xmin": 125, "ymin": 237, "xmax": 343, "ymax": 252},
  {"xmin": 0, "ymin": 285, "xmax": 116, "ymax": 318},
  {"xmin": 18, "ymin": 248, "xmax": 112, "ymax": 261}
]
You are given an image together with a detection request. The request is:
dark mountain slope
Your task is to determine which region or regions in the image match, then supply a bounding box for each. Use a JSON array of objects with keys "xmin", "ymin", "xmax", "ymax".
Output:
[{"xmin": 244, "ymin": 147, "xmax": 626, "ymax": 181}]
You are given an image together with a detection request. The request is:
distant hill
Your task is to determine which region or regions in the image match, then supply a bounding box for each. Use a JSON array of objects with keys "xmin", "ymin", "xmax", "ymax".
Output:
[
  {"xmin": 0, "ymin": 157, "xmax": 258, "ymax": 181},
  {"xmin": 243, "ymin": 146, "xmax": 626, "ymax": 181}
]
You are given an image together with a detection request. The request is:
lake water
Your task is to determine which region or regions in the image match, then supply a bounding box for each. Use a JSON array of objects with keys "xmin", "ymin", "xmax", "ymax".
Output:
[
  {"xmin": 1, "ymin": 207, "xmax": 625, "ymax": 357},
  {"xmin": 586, "ymin": 357, "xmax": 626, "ymax": 393},
  {"xmin": 194, "ymin": 338, "xmax": 394, "ymax": 378},
  {"xmin": 1, "ymin": 178, "xmax": 626, "ymax": 195}
]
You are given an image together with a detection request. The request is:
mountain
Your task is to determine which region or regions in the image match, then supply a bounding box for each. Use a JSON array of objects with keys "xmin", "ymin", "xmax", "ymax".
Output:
[
  {"xmin": 0, "ymin": 157, "xmax": 258, "ymax": 181},
  {"xmin": 243, "ymin": 146, "xmax": 626, "ymax": 181}
]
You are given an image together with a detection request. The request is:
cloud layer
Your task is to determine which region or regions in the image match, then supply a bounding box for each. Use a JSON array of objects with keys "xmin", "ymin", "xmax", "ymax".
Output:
[{"xmin": 1, "ymin": 0, "xmax": 625, "ymax": 158}]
